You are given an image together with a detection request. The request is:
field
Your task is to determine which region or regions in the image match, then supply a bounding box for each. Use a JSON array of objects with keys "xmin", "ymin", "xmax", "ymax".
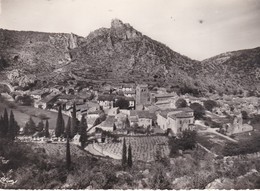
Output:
[
  {"xmin": 92, "ymin": 136, "xmax": 170, "ymax": 162},
  {"xmin": 0, "ymin": 102, "xmax": 69, "ymax": 130},
  {"xmin": 197, "ymin": 131, "xmax": 233, "ymax": 155}
]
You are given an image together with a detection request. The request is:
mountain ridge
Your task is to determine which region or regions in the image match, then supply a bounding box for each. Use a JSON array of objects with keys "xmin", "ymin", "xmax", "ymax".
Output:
[{"xmin": 0, "ymin": 19, "xmax": 259, "ymax": 95}]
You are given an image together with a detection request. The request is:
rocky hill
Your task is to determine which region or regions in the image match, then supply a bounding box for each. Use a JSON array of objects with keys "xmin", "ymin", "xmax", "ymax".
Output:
[
  {"xmin": 0, "ymin": 19, "xmax": 259, "ymax": 95},
  {"xmin": 201, "ymin": 47, "xmax": 260, "ymax": 94},
  {"xmin": 68, "ymin": 19, "xmax": 202, "ymax": 93}
]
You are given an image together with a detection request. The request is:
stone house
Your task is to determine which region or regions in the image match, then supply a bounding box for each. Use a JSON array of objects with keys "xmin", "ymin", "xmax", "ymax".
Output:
[
  {"xmin": 157, "ymin": 107, "xmax": 195, "ymax": 135},
  {"xmin": 129, "ymin": 110, "xmax": 155, "ymax": 128}
]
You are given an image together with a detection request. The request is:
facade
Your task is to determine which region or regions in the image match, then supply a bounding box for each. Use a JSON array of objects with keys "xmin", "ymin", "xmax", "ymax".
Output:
[
  {"xmin": 157, "ymin": 107, "xmax": 195, "ymax": 135},
  {"xmin": 129, "ymin": 110, "xmax": 154, "ymax": 128},
  {"xmin": 136, "ymin": 84, "xmax": 150, "ymax": 106},
  {"xmin": 97, "ymin": 95, "xmax": 114, "ymax": 109}
]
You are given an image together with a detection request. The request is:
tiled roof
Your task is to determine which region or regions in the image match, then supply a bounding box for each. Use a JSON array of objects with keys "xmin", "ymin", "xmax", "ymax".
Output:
[
  {"xmin": 130, "ymin": 110, "xmax": 155, "ymax": 119},
  {"xmin": 154, "ymin": 93, "xmax": 176, "ymax": 98},
  {"xmin": 124, "ymin": 90, "xmax": 136, "ymax": 94},
  {"xmin": 158, "ymin": 107, "xmax": 193, "ymax": 118},
  {"xmin": 97, "ymin": 95, "xmax": 114, "ymax": 101},
  {"xmin": 100, "ymin": 116, "xmax": 115, "ymax": 128}
]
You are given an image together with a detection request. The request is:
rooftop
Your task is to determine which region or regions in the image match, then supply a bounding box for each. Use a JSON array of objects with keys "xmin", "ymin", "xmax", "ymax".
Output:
[{"xmin": 100, "ymin": 116, "xmax": 115, "ymax": 128}]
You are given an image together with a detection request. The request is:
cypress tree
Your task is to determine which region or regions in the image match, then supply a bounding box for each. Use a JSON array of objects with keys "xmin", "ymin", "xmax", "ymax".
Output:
[
  {"xmin": 71, "ymin": 102, "xmax": 77, "ymax": 137},
  {"xmin": 127, "ymin": 143, "xmax": 133, "ymax": 168},
  {"xmin": 55, "ymin": 105, "xmax": 64, "ymax": 137},
  {"xmin": 24, "ymin": 116, "xmax": 36, "ymax": 135},
  {"xmin": 66, "ymin": 117, "xmax": 72, "ymax": 139},
  {"xmin": 66, "ymin": 118, "xmax": 71, "ymax": 170},
  {"xmin": 122, "ymin": 138, "xmax": 127, "ymax": 170},
  {"xmin": 125, "ymin": 116, "xmax": 130, "ymax": 129},
  {"xmin": 79, "ymin": 115, "xmax": 87, "ymax": 149},
  {"xmin": 0, "ymin": 115, "xmax": 3, "ymax": 135},
  {"xmin": 8, "ymin": 110, "xmax": 15, "ymax": 140},
  {"xmin": 45, "ymin": 120, "xmax": 50, "ymax": 138},
  {"xmin": 3, "ymin": 108, "xmax": 9, "ymax": 135}
]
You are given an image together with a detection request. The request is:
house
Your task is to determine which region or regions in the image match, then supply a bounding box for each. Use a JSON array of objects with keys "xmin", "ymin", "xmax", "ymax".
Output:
[
  {"xmin": 122, "ymin": 83, "xmax": 135, "ymax": 92},
  {"xmin": 221, "ymin": 113, "xmax": 253, "ymax": 135},
  {"xmin": 35, "ymin": 94, "xmax": 60, "ymax": 109},
  {"xmin": 94, "ymin": 116, "xmax": 116, "ymax": 132},
  {"xmin": 108, "ymin": 107, "xmax": 119, "ymax": 116},
  {"xmin": 124, "ymin": 97, "xmax": 135, "ymax": 110},
  {"xmin": 124, "ymin": 90, "xmax": 136, "ymax": 98},
  {"xmin": 129, "ymin": 110, "xmax": 155, "ymax": 128},
  {"xmin": 97, "ymin": 95, "xmax": 114, "ymax": 109},
  {"xmin": 152, "ymin": 93, "xmax": 177, "ymax": 103},
  {"xmin": 157, "ymin": 107, "xmax": 195, "ymax": 135}
]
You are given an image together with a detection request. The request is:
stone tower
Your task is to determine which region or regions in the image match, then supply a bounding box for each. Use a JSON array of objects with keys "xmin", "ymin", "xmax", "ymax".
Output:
[{"xmin": 136, "ymin": 84, "xmax": 150, "ymax": 106}]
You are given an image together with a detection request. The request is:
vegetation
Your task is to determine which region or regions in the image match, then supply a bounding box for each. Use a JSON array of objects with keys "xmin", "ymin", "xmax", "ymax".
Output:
[
  {"xmin": 127, "ymin": 143, "xmax": 133, "ymax": 169},
  {"xmin": 0, "ymin": 109, "xmax": 19, "ymax": 140},
  {"xmin": 79, "ymin": 115, "xmax": 88, "ymax": 149},
  {"xmin": 71, "ymin": 103, "xmax": 78, "ymax": 137},
  {"xmin": 55, "ymin": 106, "xmax": 65, "ymax": 137},
  {"xmin": 122, "ymin": 138, "xmax": 127, "ymax": 170},
  {"xmin": 175, "ymin": 98, "xmax": 188, "ymax": 108},
  {"xmin": 16, "ymin": 95, "xmax": 34, "ymax": 106},
  {"xmin": 114, "ymin": 98, "xmax": 129, "ymax": 109},
  {"xmin": 169, "ymin": 130, "xmax": 197, "ymax": 157},
  {"xmin": 24, "ymin": 117, "xmax": 36, "ymax": 135},
  {"xmin": 203, "ymin": 100, "xmax": 218, "ymax": 112},
  {"xmin": 190, "ymin": 103, "xmax": 205, "ymax": 120}
]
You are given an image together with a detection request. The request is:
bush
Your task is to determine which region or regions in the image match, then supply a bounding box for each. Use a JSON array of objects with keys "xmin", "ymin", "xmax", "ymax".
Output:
[
  {"xmin": 190, "ymin": 103, "xmax": 205, "ymax": 120},
  {"xmin": 203, "ymin": 100, "xmax": 218, "ymax": 112},
  {"xmin": 175, "ymin": 98, "xmax": 187, "ymax": 108}
]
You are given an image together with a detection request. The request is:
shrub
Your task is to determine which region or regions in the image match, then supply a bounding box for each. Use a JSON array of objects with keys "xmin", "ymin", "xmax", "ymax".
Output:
[{"xmin": 175, "ymin": 98, "xmax": 187, "ymax": 108}]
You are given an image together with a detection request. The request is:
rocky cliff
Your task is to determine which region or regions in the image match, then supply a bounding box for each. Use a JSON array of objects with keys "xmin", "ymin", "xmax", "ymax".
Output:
[{"xmin": 0, "ymin": 19, "xmax": 259, "ymax": 95}]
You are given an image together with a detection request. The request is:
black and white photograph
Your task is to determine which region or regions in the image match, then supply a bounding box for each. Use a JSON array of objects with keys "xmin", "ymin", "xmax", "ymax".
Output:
[{"xmin": 0, "ymin": 0, "xmax": 260, "ymax": 189}]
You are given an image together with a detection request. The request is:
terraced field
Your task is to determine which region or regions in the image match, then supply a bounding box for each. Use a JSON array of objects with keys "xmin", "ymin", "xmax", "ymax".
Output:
[{"xmin": 94, "ymin": 136, "xmax": 170, "ymax": 162}]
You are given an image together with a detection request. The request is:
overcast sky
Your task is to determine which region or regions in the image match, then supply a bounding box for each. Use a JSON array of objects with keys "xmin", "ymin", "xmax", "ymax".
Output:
[{"xmin": 0, "ymin": 0, "xmax": 260, "ymax": 60}]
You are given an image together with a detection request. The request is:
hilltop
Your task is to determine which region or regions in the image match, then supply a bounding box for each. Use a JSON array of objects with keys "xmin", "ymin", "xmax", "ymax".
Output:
[
  {"xmin": 0, "ymin": 19, "xmax": 259, "ymax": 95},
  {"xmin": 200, "ymin": 47, "xmax": 260, "ymax": 94}
]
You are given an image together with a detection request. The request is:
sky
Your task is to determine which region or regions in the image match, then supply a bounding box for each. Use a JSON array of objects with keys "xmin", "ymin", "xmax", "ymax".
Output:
[{"xmin": 0, "ymin": 0, "xmax": 260, "ymax": 60}]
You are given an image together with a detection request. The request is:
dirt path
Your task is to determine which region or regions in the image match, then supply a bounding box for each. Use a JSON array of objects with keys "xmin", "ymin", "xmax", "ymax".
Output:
[{"xmin": 196, "ymin": 120, "xmax": 238, "ymax": 143}]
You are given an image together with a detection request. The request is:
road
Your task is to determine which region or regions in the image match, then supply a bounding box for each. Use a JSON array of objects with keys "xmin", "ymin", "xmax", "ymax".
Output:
[{"xmin": 195, "ymin": 120, "xmax": 238, "ymax": 143}]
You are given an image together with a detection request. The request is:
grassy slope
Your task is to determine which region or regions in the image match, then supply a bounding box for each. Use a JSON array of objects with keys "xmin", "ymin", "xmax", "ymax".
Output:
[{"xmin": 0, "ymin": 102, "xmax": 69, "ymax": 129}]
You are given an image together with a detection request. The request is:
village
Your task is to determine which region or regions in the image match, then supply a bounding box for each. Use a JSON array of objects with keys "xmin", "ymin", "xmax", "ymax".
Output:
[{"xmin": 1, "ymin": 80, "xmax": 260, "ymax": 161}]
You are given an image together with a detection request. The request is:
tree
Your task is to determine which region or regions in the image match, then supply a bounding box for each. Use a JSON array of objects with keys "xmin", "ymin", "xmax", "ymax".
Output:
[
  {"xmin": 8, "ymin": 110, "xmax": 15, "ymax": 140},
  {"xmin": 114, "ymin": 98, "xmax": 129, "ymax": 109},
  {"xmin": 36, "ymin": 120, "xmax": 44, "ymax": 132},
  {"xmin": 127, "ymin": 143, "xmax": 133, "ymax": 168},
  {"xmin": 203, "ymin": 100, "xmax": 218, "ymax": 112},
  {"xmin": 175, "ymin": 98, "xmax": 187, "ymax": 108},
  {"xmin": 121, "ymin": 138, "xmax": 127, "ymax": 170},
  {"xmin": 66, "ymin": 117, "xmax": 72, "ymax": 139},
  {"xmin": 55, "ymin": 106, "xmax": 64, "ymax": 137},
  {"xmin": 169, "ymin": 129, "xmax": 197, "ymax": 157},
  {"xmin": 241, "ymin": 110, "xmax": 248, "ymax": 120},
  {"xmin": 24, "ymin": 116, "xmax": 36, "ymax": 135},
  {"xmin": 125, "ymin": 116, "xmax": 130, "ymax": 129},
  {"xmin": 2, "ymin": 108, "xmax": 9, "ymax": 135},
  {"xmin": 190, "ymin": 103, "xmax": 205, "ymax": 120},
  {"xmin": 66, "ymin": 125, "xmax": 71, "ymax": 171},
  {"xmin": 71, "ymin": 103, "xmax": 78, "ymax": 137},
  {"xmin": 79, "ymin": 115, "xmax": 87, "ymax": 149},
  {"xmin": 113, "ymin": 123, "xmax": 117, "ymax": 131},
  {"xmin": 44, "ymin": 120, "xmax": 50, "ymax": 138}
]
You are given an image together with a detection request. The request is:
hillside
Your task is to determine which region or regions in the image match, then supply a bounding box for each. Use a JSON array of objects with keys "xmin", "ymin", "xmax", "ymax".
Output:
[
  {"xmin": 201, "ymin": 47, "xmax": 260, "ymax": 94},
  {"xmin": 0, "ymin": 19, "xmax": 259, "ymax": 95},
  {"xmin": 68, "ymin": 19, "xmax": 202, "ymax": 93}
]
